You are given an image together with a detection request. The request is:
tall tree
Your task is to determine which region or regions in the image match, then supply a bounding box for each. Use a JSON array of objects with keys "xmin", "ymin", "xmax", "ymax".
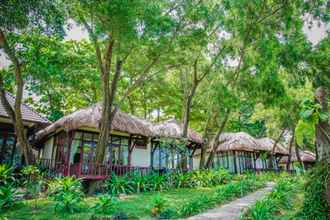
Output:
[
  {"xmin": 68, "ymin": 0, "xmax": 185, "ymax": 164},
  {"xmin": 0, "ymin": 0, "xmax": 64, "ymax": 164}
]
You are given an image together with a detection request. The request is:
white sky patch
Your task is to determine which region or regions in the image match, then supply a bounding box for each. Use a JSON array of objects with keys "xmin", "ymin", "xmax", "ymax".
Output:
[
  {"xmin": 64, "ymin": 19, "xmax": 89, "ymax": 41},
  {"xmin": 303, "ymin": 19, "xmax": 329, "ymax": 45}
]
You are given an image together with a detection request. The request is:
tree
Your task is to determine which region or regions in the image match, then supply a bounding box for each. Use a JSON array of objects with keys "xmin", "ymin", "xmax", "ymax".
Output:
[
  {"xmin": 0, "ymin": 0, "xmax": 64, "ymax": 164},
  {"xmin": 68, "ymin": 0, "xmax": 186, "ymax": 165}
]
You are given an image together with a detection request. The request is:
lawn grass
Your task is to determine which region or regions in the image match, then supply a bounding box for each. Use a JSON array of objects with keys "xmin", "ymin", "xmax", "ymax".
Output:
[
  {"xmin": 1, "ymin": 186, "xmax": 220, "ymax": 220},
  {"xmin": 1, "ymin": 173, "xmax": 277, "ymax": 220}
]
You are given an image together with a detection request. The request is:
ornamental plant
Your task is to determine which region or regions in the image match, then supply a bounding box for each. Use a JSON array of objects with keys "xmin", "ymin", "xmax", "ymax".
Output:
[
  {"xmin": 92, "ymin": 195, "xmax": 118, "ymax": 215},
  {"xmin": 47, "ymin": 177, "xmax": 83, "ymax": 213}
]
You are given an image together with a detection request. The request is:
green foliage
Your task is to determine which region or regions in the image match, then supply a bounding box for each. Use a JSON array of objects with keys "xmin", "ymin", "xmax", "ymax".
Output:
[
  {"xmin": 105, "ymin": 169, "xmax": 232, "ymax": 196},
  {"xmin": 241, "ymin": 176, "xmax": 298, "ymax": 220},
  {"xmin": 150, "ymin": 194, "xmax": 167, "ymax": 217},
  {"xmin": 92, "ymin": 195, "xmax": 118, "ymax": 215},
  {"xmin": 0, "ymin": 164, "xmax": 14, "ymax": 185},
  {"xmin": 105, "ymin": 174, "xmax": 134, "ymax": 196},
  {"xmin": 298, "ymin": 162, "xmax": 330, "ymax": 220},
  {"xmin": 21, "ymin": 166, "xmax": 45, "ymax": 199},
  {"xmin": 176, "ymin": 173, "xmax": 267, "ymax": 218},
  {"xmin": 47, "ymin": 177, "xmax": 83, "ymax": 213},
  {"xmin": 0, "ymin": 184, "xmax": 18, "ymax": 210},
  {"xmin": 295, "ymin": 98, "xmax": 327, "ymax": 146}
]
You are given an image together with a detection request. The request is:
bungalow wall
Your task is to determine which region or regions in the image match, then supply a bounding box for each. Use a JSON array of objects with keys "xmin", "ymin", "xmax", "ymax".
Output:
[
  {"xmin": 193, "ymin": 150, "xmax": 279, "ymax": 173},
  {"xmin": 39, "ymin": 129, "xmax": 151, "ymax": 170}
]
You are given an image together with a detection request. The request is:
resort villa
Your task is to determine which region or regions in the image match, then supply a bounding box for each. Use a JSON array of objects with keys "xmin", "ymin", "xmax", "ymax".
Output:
[
  {"xmin": 193, "ymin": 132, "xmax": 289, "ymax": 173},
  {"xmin": 0, "ymin": 94, "xmax": 314, "ymax": 179},
  {"xmin": 35, "ymin": 104, "xmax": 203, "ymax": 180}
]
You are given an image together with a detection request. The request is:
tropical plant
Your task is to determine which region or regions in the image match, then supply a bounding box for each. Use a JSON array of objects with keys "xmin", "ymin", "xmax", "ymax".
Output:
[
  {"xmin": 21, "ymin": 165, "xmax": 45, "ymax": 199},
  {"xmin": 150, "ymin": 194, "xmax": 167, "ymax": 217},
  {"xmin": 105, "ymin": 174, "xmax": 134, "ymax": 196},
  {"xmin": 47, "ymin": 177, "xmax": 83, "ymax": 213},
  {"xmin": 0, "ymin": 184, "xmax": 18, "ymax": 210},
  {"xmin": 0, "ymin": 164, "xmax": 14, "ymax": 186},
  {"xmin": 92, "ymin": 195, "xmax": 118, "ymax": 215}
]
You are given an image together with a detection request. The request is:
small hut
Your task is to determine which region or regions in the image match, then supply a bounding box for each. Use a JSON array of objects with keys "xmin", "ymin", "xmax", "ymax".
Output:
[
  {"xmin": 212, "ymin": 132, "xmax": 266, "ymax": 173},
  {"xmin": 0, "ymin": 92, "xmax": 49, "ymax": 166},
  {"xmin": 36, "ymin": 104, "xmax": 153, "ymax": 179},
  {"xmin": 150, "ymin": 119, "xmax": 203, "ymax": 171},
  {"xmin": 280, "ymin": 149, "xmax": 316, "ymax": 170},
  {"xmin": 194, "ymin": 132, "xmax": 288, "ymax": 173},
  {"xmin": 256, "ymin": 137, "xmax": 289, "ymax": 170}
]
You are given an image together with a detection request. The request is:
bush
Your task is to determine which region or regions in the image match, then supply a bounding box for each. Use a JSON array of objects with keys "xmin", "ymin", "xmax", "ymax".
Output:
[
  {"xmin": 0, "ymin": 184, "xmax": 18, "ymax": 210},
  {"xmin": 21, "ymin": 165, "xmax": 45, "ymax": 199},
  {"xmin": 298, "ymin": 162, "xmax": 330, "ymax": 220},
  {"xmin": 150, "ymin": 194, "xmax": 167, "ymax": 217},
  {"xmin": 176, "ymin": 174, "xmax": 266, "ymax": 218},
  {"xmin": 104, "ymin": 168, "xmax": 232, "ymax": 196},
  {"xmin": 47, "ymin": 177, "xmax": 83, "ymax": 213},
  {"xmin": 92, "ymin": 195, "xmax": 118, "ymax": 215},
  {"xmin": 0, "ymin": 164, "xmax": 14, "ymax": 186},
  {"xmin": 105, "ymin": 174, "xmax": 134, "ymax": 196},
  {"xmin": 242, "ymin": 176, "xmax": 297, "ymax": 220}
]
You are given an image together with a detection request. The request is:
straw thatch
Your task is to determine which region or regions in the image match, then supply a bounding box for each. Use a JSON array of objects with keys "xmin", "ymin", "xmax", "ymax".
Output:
[
  {"xmin": 280, "ymin": 149, "xmax": 316, "ymax": 163},
  {"xmin": 215, "ymin": 132, "xmax": 265, "ymax": 152},
  {"xmin": 36, "ymin": 104, "xmax": 153, "ymax": 140},
  {"xmin": 256, "ymin": 137, "xmax": 288, "ymax": 155},
  {"xmin": 151, "ymin": 119, "xmax": 203, "ymax": 144},
  {"xmin": 36, "ymin": 105, "xmax": 204, "ymax": 145}
]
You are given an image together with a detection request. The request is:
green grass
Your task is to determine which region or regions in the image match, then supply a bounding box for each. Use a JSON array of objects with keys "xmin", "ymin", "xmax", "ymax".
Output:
[
  {"xmin": 1, "ymin": 173, "xmax": 277, "ymax": 220},
  {"xmin": 0, "ymin": 186, "xmax": 220, "ymax": 220}
]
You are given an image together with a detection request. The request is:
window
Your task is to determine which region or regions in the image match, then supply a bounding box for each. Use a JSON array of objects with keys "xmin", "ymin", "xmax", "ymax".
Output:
[{"xmin": 0, "ymin": 131, "xmax": 18, "ymax": 165}]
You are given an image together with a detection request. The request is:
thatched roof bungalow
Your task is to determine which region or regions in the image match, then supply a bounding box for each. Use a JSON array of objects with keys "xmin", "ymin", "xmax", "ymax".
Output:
[
  {"xmin": 256, "ymin": 137, "xmax": 288, "ymax": 155},
  {"xmin": 151, "ymin": 119, "xmax": 203, "ymax": 144},
  {"xmin": 36, "ymin": 104, "xmax": 153, "ymax": 141},
  {"xmin": 36, "ymin": 105, "xmax": 204, "ymax": 178},
  {"xmin": 280, "ymin": 149, "xmax": 316, "ymax": 169},
  {"xmin": 149, "ymin": 119, "xmax": 203, "ymax": 170},
  {"xmin": 193, "ymin": 132, "xmax": 289, "ymax": 173}
]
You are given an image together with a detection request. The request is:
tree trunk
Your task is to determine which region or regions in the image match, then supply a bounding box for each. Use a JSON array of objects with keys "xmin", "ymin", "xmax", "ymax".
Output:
[
  {"xmin": 95, "ymin": 57, "xmax": 122, "ymax": 164},
  {"xmin": 199, "ymin": 113, "xmax": 212, "ymax": 169},
  {"xmin": 295, "ymin": 143, "xmax": 304, "ymax": 171},
  {"xmin": 286, "ymin": 130, "xmax": 295, "ymax": 171},
  {"xmin": 314, "ymin": 86, "xmax": 330, "ymax": 204},
  {"xmin": 269, "ymin": 128, "xmax": 285, "ymax": 169},
  {"xmin": 315, "ymin": 86, "xmax": 330, "ymax": 162},
  {"xmin": 0, "ymin": 29, "xmax": 34, "ymax": 165},
  {"xmin": 205, "ymin": 110, "xmax": 230, "ymax": 168}
]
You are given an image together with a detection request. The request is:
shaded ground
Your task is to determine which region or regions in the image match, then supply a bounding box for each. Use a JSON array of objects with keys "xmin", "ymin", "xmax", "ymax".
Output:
[{"xmin": 187, "ymin": 182, "xmax": 275, "ymax": 220}]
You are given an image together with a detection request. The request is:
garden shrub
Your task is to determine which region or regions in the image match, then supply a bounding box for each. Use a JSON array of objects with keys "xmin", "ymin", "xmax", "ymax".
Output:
[
  {"xmin": 21, "ymin": 165, "xmax": 45, "ymax": 199},
  {"xmin": 0, "ymin": 164, "xmax": 14, "ymax": 186},
  {"xmin": 176, "ymin": 174, "xmax": 266, "ymax": 218},
  {"xmin": 241, "ymin": 176, "xmax": 297, "ymax": 220},
  {"xmin": 298, "ymin": 162, "xmax": 330, "ymax": 220},
  {"xmin": 105, "ymin": 168, "xmax": 232, "ymax": 196},
  {"xmin": 105, "ymin": 174, "xmax": 134, "ymax": 196},
  {"xmin": 92, "ymin": 195, "xmax": 118, "ymax": 215},
  {"xmin": 150, "ymin": 194, "xmax": 167, "ymax": 217},
  {"xmin": 0, "ymin": 184, "xmax": 18, "ymax": 210},
  {"xmin": 47, "ymin": 176, "xmax": 83, "ymax": 213}
]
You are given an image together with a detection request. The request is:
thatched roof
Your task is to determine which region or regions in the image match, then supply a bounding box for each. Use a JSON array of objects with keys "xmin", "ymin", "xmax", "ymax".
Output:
[
  {"xmin": 151, "ymin": 119, "xmax": 203, "ymax": 144},
  {"xmin": 36, "ymin": 106, "xmax": 204, "ymax": 144},
  {"xmin": 0, "ymin": 92, "xmax": 49, "ymax": 124},
  {"xmin": 280, "ymin": 149, "xmax": 316, "ymax": 163},
  {"xmin": 36, "ymin": 104, "xmax": 153, "ymax": 140},
  {"xmin": 256, "ymin": 138, "xmax": 288, "ymax": 155},
  {"xmin": 216, "ymin": 132, "xmax": 265, "ymax": 152}
]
